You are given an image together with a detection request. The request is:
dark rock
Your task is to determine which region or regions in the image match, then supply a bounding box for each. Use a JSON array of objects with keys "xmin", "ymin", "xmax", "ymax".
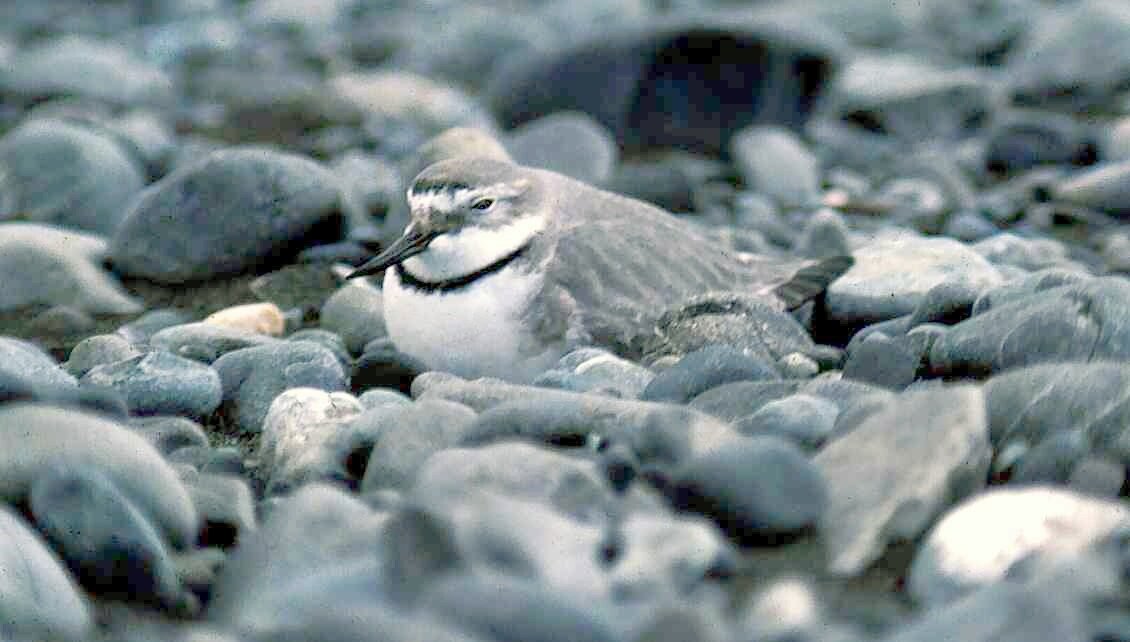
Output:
[
  {"xmin": 110, "ymin": 147, "xmax": 359, "ymax": 283},
  {"xmin": 842, "ymin": 334, "xmax": 920, "ymax": 390},
  {"xmin": 672, "ymin": 435, "xmax": 827, "ymax": 545},
  {"xmin": 29, "ymin": 464, "xmax": 192, "ymax": 614},
  {"xmin": 985, "ymin": 111, "xmax": 1097, "ymax": 175},
  {"xmin": 352, "ymin": 338, "xmax": 428, "ymax": 396}
]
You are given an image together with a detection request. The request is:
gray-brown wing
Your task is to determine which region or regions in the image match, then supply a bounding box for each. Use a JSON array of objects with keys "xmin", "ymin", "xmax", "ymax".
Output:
[{"xmin": 538, "ymin": 209, "xmax": 805, "ymax": 355}]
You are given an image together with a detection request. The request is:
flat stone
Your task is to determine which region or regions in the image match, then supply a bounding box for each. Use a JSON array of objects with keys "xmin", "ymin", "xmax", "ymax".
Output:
[
  {"xmin": 81, "ymin": 350, "xmax": 223, "ymax": 419},
  {"xmin": 814, "ymin": 385, "xmax": 991, "ymax": 576},
  {"xmin": 203, "ymin": 302, "xmax": 286, "ymax": 337}
]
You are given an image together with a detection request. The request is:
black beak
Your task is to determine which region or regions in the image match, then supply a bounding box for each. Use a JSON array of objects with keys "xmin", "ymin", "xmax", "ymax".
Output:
[{"xmin": 346, "ymin": 226, "xmax": 439, "ymax": 279}]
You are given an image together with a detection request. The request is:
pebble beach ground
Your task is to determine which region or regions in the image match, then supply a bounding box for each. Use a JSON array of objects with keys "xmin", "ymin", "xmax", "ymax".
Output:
[{"xmin": 2, "ymin": 1, "xmax": 1130, "ymax": 641}]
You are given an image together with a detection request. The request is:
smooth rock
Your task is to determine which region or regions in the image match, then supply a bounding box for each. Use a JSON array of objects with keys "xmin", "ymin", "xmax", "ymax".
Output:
[
  {"xmin": 842, "ymin": 334, "xmax": 920, "ymax": 390},
  {"xmin": 730, "ymin": 125, "xmax": 821, "ymax": 208},
  {"xmin": 532, "ymin": 347, "xmax": 655, "ymax": 399},
  {"xmin": 908, "ymin": 486, "xmax": 1130, "ymax": 607},
  {"xmin": 1052, "ymin": 159, "xmax": 1130, "ymax": 218},
  {"xmin": 214, "ymin": 340, "xmax": 348, "ymax": 434},
  {"xmin": 930, "ymin": 278, "xmax": 1130, "ymax": 376},
  {"xmin": 81, "ymin": 350, "xmax": 223, "ymax": 418},
  {"xmin": 29, "ymin": 464, "xmax": 191, "ymax": 613},
  {"xmin": 735, "ymin": 393, "xmax": 840, "ymax": 450},
  {"xmin": 505, "ymin": 110, "xmax": 618, "ymax": 186},
  {"xmin": 688, "ymin": 380, "xmax": 804, "ymax": 422},
  {"xmin": 0, "ymin": 117, "xmax": 146, "ymax": 233},
  {"xmin": 672, "ymin": 435, "xmax": 827, "ymax": 545},
  {"xmin": 421, "ymin": 572, "xmax": 621, "ymax": 642},
  {"xmin": 180, "ymin": 470, "xmax": 256, "ymax": 549},
  {"xmin": 826, "ymin": 233, "xmax": 1004, "ymax": 324},
  {"xmin": 641, "ymin": 345, "xmax": 780, "ymax": 404},
  {"xmin": 320, "ymin": 282, "xmax": 386, "ymax": 355},
  {"xmin": 149, "ymin": 322, "xmax": 279, "ymax": 364},
  {"xmin": 412, "ymin": 441, "xmax": 615, "ymax": 524},
  {"xmin": 973, "ymin": 232, "xmax": 1083, "ymax": 272},
  {"xmin": 439, "ymin": 379, "xmax": 742, "ymax": 465},
  {"xmin": 984, "ymin": 362, "xmax": 1130, "ymax": 464},
  {"xmin": 66, "ymin": 334, "xmax": 141, "ymax": 378},
  {"xmin": 0, "ymin": 403, "xmax": 198, "ymax": 548},
  {"xmin": 0, "ymin": 335, "xmax": 77, "ymax": 391},
  {"xmin": 359, "ymin": 399, "xmax": 476, "ymax": 492},
  {"xmin": 357, "ymin": 388, "xmax": 413, "ymax": 409},
  {"xmin": 110, "ymin": 146, "xmax": 357, "ymax": 283},
  {"xmin": 0, "ymin": 506, "xmax": 92, "ymax": 641},
  {"xmin": 814, "ymin": 385, "xmax": 991, "ymax": 576},
  {"xmin": 116, "ymin": 308, "xmax": 194, "ymax": 346},
  {"xmin": 257, "ymin": 388, "xmax": 365, "ymax": 494},
  {"xmin": 0, "ymin": 222, "xmax": 143, "ymax": 314},
  {"xmin": 206, "ymin": 484, "xmax": 389, "ymax": 630},
  {"xmin": 128, "ymin": 416, "xmax": 209, "ymax": 455},
  {"xmin": 203, "ymin": 302, "xmax": 286, "ymax": 337},
  {"xmin": 352, "ymin": 338, "xmax": 428, "ymax": 396}
]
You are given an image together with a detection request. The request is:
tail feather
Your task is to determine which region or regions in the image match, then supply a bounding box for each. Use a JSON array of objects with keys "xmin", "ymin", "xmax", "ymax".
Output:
[{"xmin": 773, "ymin": 255, "xmax": 854, "ymax": 310}]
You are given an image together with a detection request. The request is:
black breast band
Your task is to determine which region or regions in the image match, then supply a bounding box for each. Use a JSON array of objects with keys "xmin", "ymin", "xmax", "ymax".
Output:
[{"xmin": 394, "ymin": 243, "xmax": 530, "ymax": 293}]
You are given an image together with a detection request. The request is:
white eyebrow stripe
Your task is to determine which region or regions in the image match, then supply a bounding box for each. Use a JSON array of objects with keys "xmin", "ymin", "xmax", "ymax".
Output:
[{"xmin": 406, "ymin": 181, "xmax": 528, "ymax": 212}]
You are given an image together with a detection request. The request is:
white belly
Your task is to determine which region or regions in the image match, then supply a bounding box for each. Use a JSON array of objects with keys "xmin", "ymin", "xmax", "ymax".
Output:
[{"xmin": 382, "ymin": 265, "xmax": 564, "ymax": 383}]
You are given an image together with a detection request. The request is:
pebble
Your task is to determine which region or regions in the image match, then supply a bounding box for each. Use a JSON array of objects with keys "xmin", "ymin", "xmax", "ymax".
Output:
[
  {"xmin": 420, "ymin": 572, "xmax": 621, "ymax": 642},
  {"xmin": 0, "ymin": 222, "xmax": 144, "ymax": 315},
  {"xmin": 841, "ymin": 333, "xmax": 920, "ymax": 390},
  {"xmin": 930, "ymin": 277, "xmax": 1130, "ymax": 375},
  {"xmin": 213, "ymin": 340, "xmax": 348, "ymax": 433},
  {"xmin": 81, "ymin": 349, "xmax": 223, "ymax": 418},
  {"xmin": 672, "ymin": 435, "xmax": 828, "ymax": 545},
  {"xmin": 815, "ymin": 385, "xmax": 991, "ymax": 575},
  {"xmin": 825, "ymin": 232, "xmax": 1003, "ymax": 324},
  {"xmin": 735, "ymin": 393, "xmax": 840, "ymax": 451},
  {"xmin": 641, "ymin": 345, "xmax": 780, "ymax": 404},
  {"xmin": 0, "ymin": 335, "xmax": 78, "ymax": 391},
  {"xmin": 908, "ymin": 486, "xmax": 1130, "ymax": 607},
  {"xmin": 0, "ymin": 117, "xmax": 146, "ymax": 233},
  {"xmin": 352, "ymin": 338, "xmax": 428, "ymax": 395},
  {"xmin": 730, "ymin": 125, "xmax": 822, "ymax": 209},
  {"xmin": 533, "ymin": 347, "xmax": 655, "ymax": 399},
  {"xmin": 0, "ymin": 505, "xmax": 92, "ymax": 641},
  {"xmin": 412, "ymin": 441, "xmax": 618, "ymax": 524},
  {"xmin": 505, "ymin": 110, "xmax": 618, "ymax": 186},
  {"xmin": 0, "ymin": 403, "xmax": 199, "ymax": 549},
  {"xmin": 203, "ymin": 302, "xmax": 286, "ymax": 336},
  {"xmin": 257, "ymin": 388, "xmax": 364, "ymax": 494},
  {"xmin": 1051, "ymin": 159, "xmax": 1130, "ymax": 217},
  {"xmin": 179, "ymin": 470, "xmax": 256, "ymax": 549},
  {"xmin": 128, "ymin": 415, "xmax": 210, "ymax": 455},
  {"xmin": 110, "ymin": 146, "xmax": 361, "ymax": 283},
  {"xmin": 319, "ymin": 282, "xmax": 387, "ymax": 355},
  {"xmin": 358, "ymin": 399, "xmax": 477, "ymax": 492},
  {"xmin": 148, "ymin": 321, "xmax": 279, "ymax": 363}
]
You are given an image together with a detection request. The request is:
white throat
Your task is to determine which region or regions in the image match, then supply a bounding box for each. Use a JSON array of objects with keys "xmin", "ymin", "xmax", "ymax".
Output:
[{"xmin": 402, "ymin": 213, "xmax": 547, "ymax": 282}]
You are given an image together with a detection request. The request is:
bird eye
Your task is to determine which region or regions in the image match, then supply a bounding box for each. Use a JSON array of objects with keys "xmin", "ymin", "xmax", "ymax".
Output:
[{"xmin": 470, "ymin": 198, "xmax": 494, "ymax": 211}]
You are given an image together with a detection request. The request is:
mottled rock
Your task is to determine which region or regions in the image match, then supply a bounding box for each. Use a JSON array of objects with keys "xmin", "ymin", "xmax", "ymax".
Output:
[
  {"xmin": 257, "ymin": 388, "xmax": 365, "ymax": 494},
  {"xmin": 81, "ymin": 350, "xmax": 222, "ymax": 418},
  {"xmin": 533, "ymin": 347, "xmax": 655, "ymax": 399}
]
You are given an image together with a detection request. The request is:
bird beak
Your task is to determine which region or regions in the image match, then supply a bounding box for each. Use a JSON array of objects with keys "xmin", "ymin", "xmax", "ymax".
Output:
[{"xmin": 346, "ymin": 224, "xmax": 440, "ymax": 279}]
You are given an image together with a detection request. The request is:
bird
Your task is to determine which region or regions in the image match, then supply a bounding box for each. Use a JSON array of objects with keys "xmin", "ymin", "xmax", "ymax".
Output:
[{"xmin": 347, "ymin": 157, "xmax": 852, "ymax": 383}]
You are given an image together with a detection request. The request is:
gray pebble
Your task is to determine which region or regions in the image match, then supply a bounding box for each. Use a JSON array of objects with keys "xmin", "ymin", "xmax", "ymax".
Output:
[
  {"xmin": 642, "ymin": 345, "xmax": 780, "ymax": 404},
  {"xmin": 359, "ymin": 399, "xmax": 477, "ymax": 492},
  {"xmin": 81, "ymin": 350, "xmax": 223, "ymax": 419},
  {"xmin": 320, "ymin": 282, "xmax": 387, "ymax": 355},
  {"xmin": 735, "ymin": 393, "xmax": 840, "ymax": 451}
]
